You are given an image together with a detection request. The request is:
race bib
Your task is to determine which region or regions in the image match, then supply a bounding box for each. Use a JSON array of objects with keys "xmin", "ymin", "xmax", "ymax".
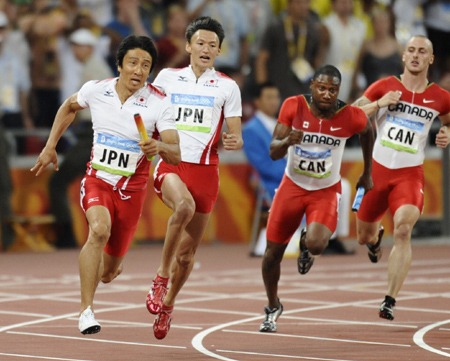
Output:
[
  {"xmin": 172, "ymin": 94, "xmax": 214, "ymax": 133},
  {"xmin": 381, "ymin": 115, "xmax": 422, "ymax": 153},
  {"xmin": 293, "ymin": 146, "xmax": 332, "ymax": 178},
  {"xmin": 91, "ymin": 133, "xmax": 140, "ymax": 176}
]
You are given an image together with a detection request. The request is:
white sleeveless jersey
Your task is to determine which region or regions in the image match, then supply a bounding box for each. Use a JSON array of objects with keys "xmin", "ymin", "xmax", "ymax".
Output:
[
  {"xmin": 153, "ymin": 66, "xmax": 242, "ymax": 164},
  {"xmin": 77, "ymin": 78, "xmax": 177, "ymax": 190},
  {"xmin": 365, "ymin": 76, "xmax": 450, "ymax": 169}
]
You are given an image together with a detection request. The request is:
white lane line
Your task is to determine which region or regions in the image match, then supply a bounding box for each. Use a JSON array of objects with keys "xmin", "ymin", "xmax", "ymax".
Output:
[
  {"xmin": 7, "ymin": 331, "xmax": 185, "ymax": 349},
  {"xmin": 66, "ymin": 317, "xmax": 203, "ymax": 330},
  {"xmin": 217, "ymin": 349, "xmax": 359, "ymax": 361},
  {"xmin": 413, "ymin": 319, "xmax": 450, "ymax": 358},
  {"xmin": 0, "ymin": 353, "xmax": 95, "ymax": 361},
  {"xmin": 222, "ymin": 329, "xmax": 411, "ymax": 347}
]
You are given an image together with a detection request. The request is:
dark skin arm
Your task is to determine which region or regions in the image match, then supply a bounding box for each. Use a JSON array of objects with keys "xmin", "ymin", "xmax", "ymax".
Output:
[
  {"xmin": 356, "ymin": 118, "xmax": 374, "ymax": 193},
  {"xmin": 269, "ymin": 122, "xmax": 303, "ymax": 160}
]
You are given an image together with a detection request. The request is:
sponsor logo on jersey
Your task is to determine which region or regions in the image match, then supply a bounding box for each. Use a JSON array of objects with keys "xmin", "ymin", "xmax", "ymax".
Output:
[
  {"xmin": 302, "ymin": 133, "xmax": 341, "ymax": 147},
  {"xmin": 178, "ymin": 76, "xmax": 188, "ymax": 82},
  {"xmin": 388, "ymin": 102, "xmax": 434, "ymax": 121},
  {"xmin": 104, "ymin": 90, "xmax": 114, "ymax": 97}
]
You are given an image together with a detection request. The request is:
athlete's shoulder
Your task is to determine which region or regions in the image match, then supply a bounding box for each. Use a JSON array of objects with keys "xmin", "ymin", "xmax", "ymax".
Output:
[{"xmin": 145, "ymin": 82, "xmax": 166, "ymax": 100}]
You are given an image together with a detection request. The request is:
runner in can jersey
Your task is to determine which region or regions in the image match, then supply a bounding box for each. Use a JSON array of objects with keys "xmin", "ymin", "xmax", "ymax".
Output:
[
  {"xmin": 260, "ymin": 65, "xmax": 374, "ymax": 333},
  {"xmin": 353, "ymin": 35, "xmax": 450, "ymax": 322}
]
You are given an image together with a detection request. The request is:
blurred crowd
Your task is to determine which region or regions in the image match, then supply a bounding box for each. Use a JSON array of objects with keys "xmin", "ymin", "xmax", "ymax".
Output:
[
  {"xmin": 1, "ymin": 0, "xmax": 450, "ymax": 151},
  {"xmin": 1, "ymin": 0, "xmax": 450, "ymax": 249}
]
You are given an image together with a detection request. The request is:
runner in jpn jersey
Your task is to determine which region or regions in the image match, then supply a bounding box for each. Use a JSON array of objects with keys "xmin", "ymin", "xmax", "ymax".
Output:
[
  {"xmin": 364, "ymin": 76, "xmax": 450, "ymax": 169},
  {"xmin": 279, "ymin": 95, "xmax": 368, "ymax": 191},
  {"xmin": 152, "ymin": 65, "xmax": 242, "ymax": 165},
  {"xmin": 77, "ymin": 78, "xmax": 177, "ymax": 191}
]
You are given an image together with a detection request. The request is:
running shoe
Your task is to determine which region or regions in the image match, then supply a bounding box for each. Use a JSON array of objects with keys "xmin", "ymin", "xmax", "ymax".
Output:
[
  {"xmin": 379, "ymin": 299, "xmax": 395, "ymax": 320},
  {"xmin": 259, "ymin": 301, "xmax": 283, "ymax": 332},
  {"xmin": 154, "ymin": 305, "xmax": 173, "ymax": 340},
  {"xmin": 146, "ymin": 275, "xmax": 169, "ymax": 315},
  {"xmin": 367, "ymin": 226, "xmax": 384, "ymax": 263},
  {"xmin": 297, "ymin": 228, "xmax": 314, "ymax": 274},
  {"xmin": 79, "ymin": 306, "xmax": 101, "ymax": 335}
]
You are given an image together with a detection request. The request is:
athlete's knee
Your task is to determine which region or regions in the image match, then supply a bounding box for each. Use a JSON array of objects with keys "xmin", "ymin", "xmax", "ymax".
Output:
[
  {"xmin": 173, "ymin": 196, "xmax": 195, "ymax": 223},
  {"xmin": 394, "ymin": 222, "xmax": 413, "ymax": 243},
  {"xmin": 88, "ymin": 221, "xmax": 111, "ymax": 245},
  {"xmin": 308, "ymin": 239, "xmax": 327, "ymax": 255},
  {"xmin": 263, "ymin": 243, "xmax": 285, "ymax": 268}
]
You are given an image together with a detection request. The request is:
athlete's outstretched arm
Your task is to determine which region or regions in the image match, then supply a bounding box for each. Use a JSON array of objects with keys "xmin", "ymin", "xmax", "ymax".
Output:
[
  {"xmin": 31, "ymin": 93, "xmax": 83, "ymax": 176},
  {"xmin": 353, "ymin": 91, "xmax": 402, "ymax": 117},
  {"xmin": 357, "ymin": 118, "xmax": 374, "ymax": 192},
  {"xmin": 269, "ymin": 122, "xmax": 303, "ymax": 161}
]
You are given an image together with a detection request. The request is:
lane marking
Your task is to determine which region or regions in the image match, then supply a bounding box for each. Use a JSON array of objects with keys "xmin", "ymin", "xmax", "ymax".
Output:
[
  {"xmin": 413, "ymin": 319, "xmax": 450, "ymax": 358},
  {"xmin": 223, "ymin": 329, "xmax": 411, "ymax": 347},
  {"xmin": 7, "ymin": 331, "xmax": 185, "ymax": 349}
]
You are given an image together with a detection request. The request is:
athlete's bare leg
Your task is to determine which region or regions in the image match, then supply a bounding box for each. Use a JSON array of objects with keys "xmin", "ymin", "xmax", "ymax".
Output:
[
  {"xmin": 387, "ymin": 204, "xmax": 420, "ymax": 298},
  {"xmin": 156, "ymin": 174, "xmax": 196, "ymax": 279},
  {"xmin": 262, "ymin": 240, "xmax": 288, "ymax": 309},
  {"xmin": 162, "ymin": 212, "xmax": 210, "ymax": 307},
  {"xmin": 101, "ymin": 253, "xmax": 124, "ymax": 283},
  {"xmin": 79, "ymin": 205, "xmax": 111, "ymax": 313},
  {"xmin": 356, "ymin": 218, "xmax": 382, "ymax": 246},
  {"xmin": 304, "ymin": 222, "xmax": 333, "ymax": 255}
]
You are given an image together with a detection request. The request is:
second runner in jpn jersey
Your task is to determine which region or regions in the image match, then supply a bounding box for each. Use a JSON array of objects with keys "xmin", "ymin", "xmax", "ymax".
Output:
[
  {"xmin": 278, "ymin": 95, "xmax": 368, "ymax": 191},
  {"xmin": 365, "ymin": 76, "xmax": 450, "ymax": 169},
  {"xmin": 153, "ymin": 65, "xmax": 242, "ymax": 165}
]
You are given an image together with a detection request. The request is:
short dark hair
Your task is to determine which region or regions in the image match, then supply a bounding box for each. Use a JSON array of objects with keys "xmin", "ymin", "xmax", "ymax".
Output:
[
  {"xmin": 312, "ymin": 64, "xmax": 342, "ymax": 84},
  {"xmin": 116, "ymin": 35, "xmax": 158, "ymax": 73},
  {"xmin": 185, "ymin": 16, "xmax": 225, "ymax": 47},
  {"xmin": 253, "ymin": 81, "xmax": 278, "ymax": 99}
]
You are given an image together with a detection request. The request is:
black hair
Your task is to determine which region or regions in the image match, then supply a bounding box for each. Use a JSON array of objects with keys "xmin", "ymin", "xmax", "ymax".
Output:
[
  {"xmin": 116, "ymin": 35, "xmax": 158, "ymax": 73},
  {"xmin": 312, "ymin": 64, "xmax": 342, "ymax": 84},
  {"xmin": 185, "ymin": 16, "xmax": 225, "ymax": 47},
  {"xmin": 253, "ymin": 81, "xmax": 278, "ymax": 99}
]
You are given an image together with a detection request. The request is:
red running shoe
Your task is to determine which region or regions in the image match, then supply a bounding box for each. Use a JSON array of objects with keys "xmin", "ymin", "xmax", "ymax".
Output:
[
  {"xmin": 154, "ymin": 305, "xmax": 173, "ymax": 340},
  {"xmin": 146, "ymin": 275, "xmax": 169, "ymax": 315}
]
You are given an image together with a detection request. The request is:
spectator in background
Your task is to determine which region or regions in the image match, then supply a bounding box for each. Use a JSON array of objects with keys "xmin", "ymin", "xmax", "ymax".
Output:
[
  {"xmin": 423, "ymin": 0, "xmax": 450, "ymax": 82},
  {"xmin": 255, "ymin": 0, "xmax": 327, "ymax": 101},
  {"xmin": 0, "ymin": 12, "xmax": 33, "ymax": 250},
  {"xmin": 153, "ymin": 4, "xmax": 190, "ymax": 76},
  {"xmin": 241, "ymin": 0, "xmax": 276, "ymax": 101},
  {"xmin": 351, "ymin": 7, "xmax": 403, "ymax": 99},
  {"xmin": 104, "ymin": 0, "xmax": 151, "ymax": 76},
  {"xmin": 322, "ymin": 0, "xmax": 367, "ymax": 103},
  {"xmin": 49, "ymin": 28, "xmax": 113, "ymax": 249},
  {"xmin": 186, "ymin": 0, "xmax": 250, "ymax": 88},
  {"xmin": 19, "ymin": 0, "xmax": 70, "ymax": 128},
  {"xmin": 392, "ymin": 0, "xmax": 427, "ymax": 47}
]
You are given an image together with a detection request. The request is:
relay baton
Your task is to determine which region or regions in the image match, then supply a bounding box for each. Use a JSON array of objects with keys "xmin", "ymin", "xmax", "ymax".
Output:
[
  {"xmin": 134, "ymin": 113, "xmax": 154, "ymax": 161},
  {"xmin": 352, "ymin": 187, "xmax": 365, "ymax": 212}
]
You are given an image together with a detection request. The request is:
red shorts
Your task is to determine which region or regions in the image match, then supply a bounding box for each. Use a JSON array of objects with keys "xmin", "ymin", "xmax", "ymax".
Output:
[
  {"xmin": 357, "ymin": 160, "xmax": 424, "ymax": 222},
  {"xmin": 266, "ymin": 175, "xmax": 341, "ymax": 244},
  {"xmin": 80, "ymin": 176, "xmax": 147, "ymax": 257},
  {"xmin": 153, "ymin": 160, "xmax": 219, "ymax": 213}
]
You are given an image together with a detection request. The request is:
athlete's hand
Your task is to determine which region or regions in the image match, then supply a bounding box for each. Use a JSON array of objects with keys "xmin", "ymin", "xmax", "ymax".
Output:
[
  {"xmin": 377, "ymin": 90, "xmax": 402, "ymax": 108},
  {"xmin": 222, "ymin": 132, "xmax": 243, "ymax": 150},
  {"xmin": 356, "ymin": 172, "xmax": 373, "ymax": 194},
  {"xmin": 138, "ymin": 138, "xmax": 159, "ymax": 158},
  {"xmin": 286, "ymin": 129, "xmax": 303, "ymax": 146},
  {"xmin": 436, "ymin": 126, "xmax": 450, "ymax": 148},
  {"xmin": 30, "ymin": 146, "xmax": 58, "ymax": 176}
]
